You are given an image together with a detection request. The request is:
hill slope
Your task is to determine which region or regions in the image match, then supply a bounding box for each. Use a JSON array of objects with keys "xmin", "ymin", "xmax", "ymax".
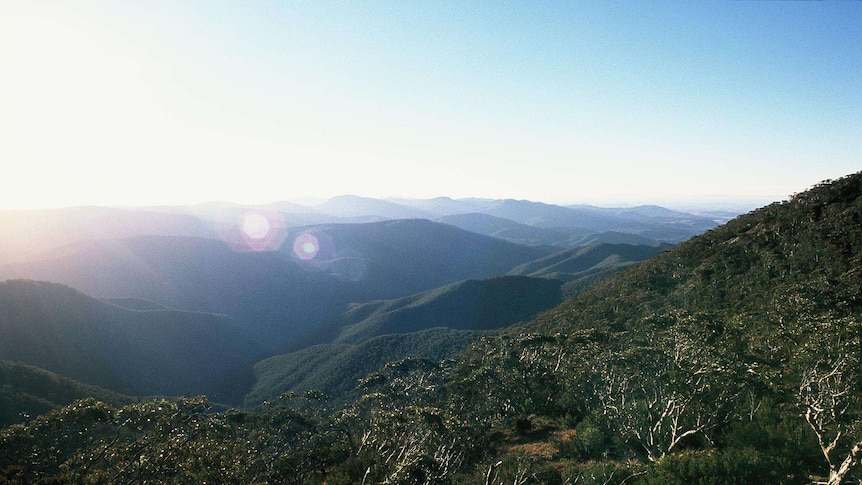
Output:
[
  {"xmin": 436, "ymin": 212, "xmax": 591, "ymax": 247},
  {"xmin": 309, "ymin": 275, "xmax": 563, "ymax": 345},
  {"xmin": 246, "ymin": 327, "xmax": 483, "ymax": 407},
  {"xmin": 0, "ymin": 361, "xmax": 133, "ymax": 427},
  {"xmin": 536, "ymin": 175, "xmax": 862, "ymax": 334},
  {"xmin": 507, "ymin": 243, "xmax": 671, "ymax": 283},
  {"xmin": 0, "ymin": 280, "xmax": 261, "ymax": 402},
  {"xmin": 446, "ymin": 173, "xmax": 862, "ymax": 480},
  {"xmin": 250, "ymin": 274, "xmax": 564, "ymax": 407}
]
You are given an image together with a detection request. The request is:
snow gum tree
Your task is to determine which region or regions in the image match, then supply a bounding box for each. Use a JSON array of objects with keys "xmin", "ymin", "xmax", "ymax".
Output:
[{"xmin": 794, "ymin": 319, "xmax": 862, "ymax": 485}]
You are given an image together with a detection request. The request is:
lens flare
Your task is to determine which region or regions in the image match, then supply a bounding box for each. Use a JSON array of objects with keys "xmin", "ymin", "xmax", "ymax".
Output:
[
  {"xmin": 293, "ymin": 233, "xmax": 319, "ymax": 260},
  {"xmin": 241, "ymin": 213, "xmax": 270, "ymax": 240},
  {"xmin": 222, "ymin": 210, "xmax": 287, "ymax": 252}
]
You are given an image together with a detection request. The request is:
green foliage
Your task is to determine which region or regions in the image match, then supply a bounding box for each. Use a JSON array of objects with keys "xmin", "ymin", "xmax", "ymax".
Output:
[
  {"xmin": 449, "ymin": 333, "xmax": 569, "ymax": 429},
  {"xmin": 565, "ymin": 418, "xmax": 610, "ymax": 460},
  {"xmin": 0, "ymin": 396, "xmax": 351, "ymax": 484},
  {"xmin": 448, "ymin": 172, "xmax": 862, "ymax": 479},
  {"xmin": 634, "ymin": 402, "xmax": 816, "ymax": 484},
  {"xmin": 0, "ymin": 361, "xmax": 131, "ymax": 427},
  {"xmin": 247, "ymin": 328, "xmax": 483, "ymax": 407},
  {"xmin": 638, "ymin": 450, "xmax": 786, "ymax": 485}
]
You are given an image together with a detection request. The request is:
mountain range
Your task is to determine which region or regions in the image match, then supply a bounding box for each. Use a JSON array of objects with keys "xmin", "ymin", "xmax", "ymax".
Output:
[
  {"xmin": 0, "ymin": 220, "xmax": 552, "ymax": 351},
  {"xmin": 1, "ymin": 174, "xmax": 861, "ymax": 483},
  {"xmin": 0, "ymin": 194, "xmax": 709, "ymax": 355},
  {"xmin": 0, "ymin": 196, "xmax": 689, "ymax": 409},
  {"xmin": 0, "ymin": 196, "xmax": 725, "ymax": 262}
]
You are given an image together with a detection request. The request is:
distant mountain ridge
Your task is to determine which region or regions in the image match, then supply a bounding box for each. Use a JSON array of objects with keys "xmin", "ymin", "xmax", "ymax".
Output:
[
  {"xmin": 0, "ymin": 197, "xmax": 726, "ymax": 267},
  {"xmin": 314, "ymin": 195, "xmax": 434, "ymax": 220},
  {"xmin": 436, "ymin": 212, "xmax": 590, "ymax": 247},
  {"xmin": 0, "ymin": 206, "xmax": 214, "ymax": 264},
  {"xmin": 437, "ymin": 213, "xmax": 663, "ymax": 248},
  {"xmin": 311, "ymin": 196, "xmax": 720, "ymax": 245}
]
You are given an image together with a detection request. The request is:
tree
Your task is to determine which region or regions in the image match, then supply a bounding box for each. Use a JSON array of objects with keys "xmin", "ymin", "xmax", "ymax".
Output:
[
  {"xmin": 336, "ymin": 358, "xmax": 473, "ymax": 484},
  {"xmin": 797, "ymin": 355, "xmax": 862, "ymax": 485},
  {"xmin": 590, "ymin": 326, "xmax": 744, "ymax": 462}
]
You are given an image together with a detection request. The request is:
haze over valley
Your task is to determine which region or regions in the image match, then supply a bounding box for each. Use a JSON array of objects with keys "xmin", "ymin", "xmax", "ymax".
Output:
[{"xmin": 0, "ymin": 196, "xmax": 696, "ymax": 355}]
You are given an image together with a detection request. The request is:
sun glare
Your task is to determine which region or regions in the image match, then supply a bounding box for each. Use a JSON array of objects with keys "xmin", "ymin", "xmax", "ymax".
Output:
[
  {"xmin": 231, "ymin": 211, "xmax": 286, "ymax": 252},
  {"xmin": 293, "ymin": 233, "xmax": 320, "ymax": 260},
  {"xmin": 241, "ymin": 213, "xmax": 271, "ymax": 240}
]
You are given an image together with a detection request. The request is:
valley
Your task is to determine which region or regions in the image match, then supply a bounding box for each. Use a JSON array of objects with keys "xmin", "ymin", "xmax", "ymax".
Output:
[{"xmin": 0, "ymin": 196, "xmax": 686, "ymax": 407}]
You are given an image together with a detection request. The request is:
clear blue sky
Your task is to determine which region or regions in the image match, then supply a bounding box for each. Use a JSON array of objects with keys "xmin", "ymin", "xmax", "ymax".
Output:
[{"xmin": 1, "ymin": 1, "xmax": 859, "ymax": 210}]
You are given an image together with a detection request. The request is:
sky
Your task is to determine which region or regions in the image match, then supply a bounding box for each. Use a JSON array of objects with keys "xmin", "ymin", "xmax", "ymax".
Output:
[{"xmin": 1, "ymin": 1, "xmax": 860, "ymax": 211}]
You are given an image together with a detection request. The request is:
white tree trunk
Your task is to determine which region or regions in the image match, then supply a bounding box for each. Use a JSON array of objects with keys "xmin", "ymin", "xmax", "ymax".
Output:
[{"xmin": 826, "ymin": 440, "xmax": 862, "ymax": 485}]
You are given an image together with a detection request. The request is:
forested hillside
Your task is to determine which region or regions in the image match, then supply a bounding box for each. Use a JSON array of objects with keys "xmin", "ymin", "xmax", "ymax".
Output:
[
  {"xmin": 245, "ymin": 327, "xmax": 484, "ymax": 408},
  {"xmin": 248, "ymin": 276, "xmax": 563, "ymax": 407},
  {"xmin": 0, "ymin": 361, "xmax": 133, "ymax": 428},
  {"xmin": 0, "ymin": 280, "xmax": 260, "ymax": 402},
  {"xmin": 507, "ymin": 243, "xmax": 671, "ymax": 295},
  {"xmin": 459, "ymin": 174, "xmax": 862, "ymax": 483},
  {"xmin": 1, "ymin": 174, "xmax": 860, "ymax": 484},
  {"xmin": 328, "ymin": 276, "xmax": 563, "ymax": 344}
]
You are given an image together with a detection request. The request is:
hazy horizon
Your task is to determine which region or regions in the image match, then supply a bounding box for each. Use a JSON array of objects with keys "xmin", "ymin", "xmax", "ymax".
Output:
[
  {"xmin": 0, "ymin": 192, "xmax": 772, "ymax": 216},
  {"xmin": 2, "ymin": 2, "xmax": 859, "ymax": 210}
]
